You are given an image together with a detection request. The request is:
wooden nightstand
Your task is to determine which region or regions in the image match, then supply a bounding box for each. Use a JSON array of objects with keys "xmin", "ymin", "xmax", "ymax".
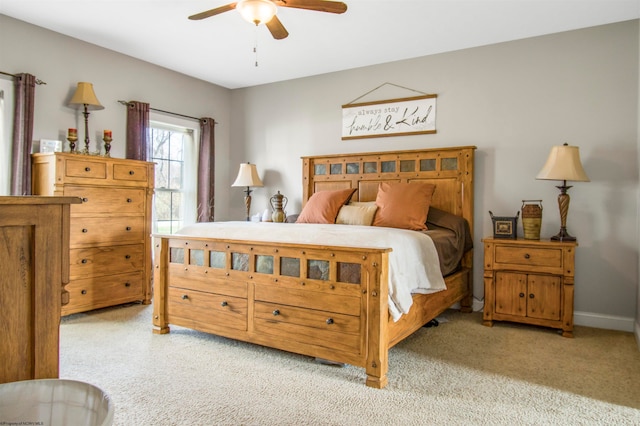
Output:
[{"xmin": 482, "ymin": 237, "xmax": 577, "ymax": 337}]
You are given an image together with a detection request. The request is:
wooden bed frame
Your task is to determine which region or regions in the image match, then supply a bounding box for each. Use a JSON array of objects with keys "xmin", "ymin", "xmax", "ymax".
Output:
[{"xmin": 153, "ymin": 146, "xmax": 476, "ymax": 388}]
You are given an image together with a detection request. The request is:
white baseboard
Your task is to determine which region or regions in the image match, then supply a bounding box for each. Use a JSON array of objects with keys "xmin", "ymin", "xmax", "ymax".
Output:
[{"xmin": 573, "ymin": 311, "xmax": 635, "ymax": 333}]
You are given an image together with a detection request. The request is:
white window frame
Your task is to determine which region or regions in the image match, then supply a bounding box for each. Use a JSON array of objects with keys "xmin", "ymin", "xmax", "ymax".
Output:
[{"xmin": 150, "ymin": 113, "xmax": 199, "ymax": 234}]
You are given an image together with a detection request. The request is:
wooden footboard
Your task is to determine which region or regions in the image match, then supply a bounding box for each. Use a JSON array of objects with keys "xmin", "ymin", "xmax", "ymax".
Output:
[{"xmin": 153, "ymin": 236, "xmax": 394, "ymax": 388}]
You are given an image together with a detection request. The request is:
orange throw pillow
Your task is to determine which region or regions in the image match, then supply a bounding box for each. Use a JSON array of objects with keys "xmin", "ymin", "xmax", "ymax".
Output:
[
  {"xmin": 373, "ymin": 182, "xmax": 435, "ymax": 230},
  {"xmin": 296, "ymin": 188, "xmax": 357, "ymax": 224}
]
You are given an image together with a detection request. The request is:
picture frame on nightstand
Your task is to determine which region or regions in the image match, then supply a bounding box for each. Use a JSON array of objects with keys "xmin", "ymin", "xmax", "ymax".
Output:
[{"xmin": 489, "ymin": 211, "xmax": 519, "ymax": 239}]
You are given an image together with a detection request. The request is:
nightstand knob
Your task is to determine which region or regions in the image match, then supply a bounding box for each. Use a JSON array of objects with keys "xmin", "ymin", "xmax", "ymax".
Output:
[
  {"xmin": 272, "ymin": 309, "xmax": 280, "ymax": 316},
  {"xmin": 81, "ymin": 259, "xmax": 88, "ymax": 264},
  {"xmin": 524, "ymin": 253, "xmax": 530, "ymax": 259},
  {"xmin": 82, "ymin": 197, "xmax": 88, "ymax": 202},
  {"xmin": 221, "ymin": 301, "xmax": 228, "ymax": 307},
  {"xmin": 326, "ymin": 318, "xmax": 334, "ymax": 325},
  {"xmin": 181, "ymin": 294, "xmax": 189, "ymax": 300},
  {"xmin": 85, "ymin": 167, "xmax": 91, "ymax": 172},
  {"xmin": 519, "ymin": 292, "xmax": 525, "ymax": 298},
  {"xmin": 81, "ymin": 290, "xmax": 87, "ymax": 295},
  {"xmin": 529, "ymin": 294, "xmax": 535, "ymax": 299}
]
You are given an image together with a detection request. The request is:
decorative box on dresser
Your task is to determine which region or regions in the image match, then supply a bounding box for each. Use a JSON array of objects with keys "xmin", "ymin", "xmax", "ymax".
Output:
[
  {"xmin": 0, "ymin": 196, "xmax": 81, "ymax": 384},
  {"xmin": 32, "ymin": 153, "xmax": 154, "ymax": 315},
  {"xmin": 482, "ymin": 237, "xmax": 577, "ymax": 337}
]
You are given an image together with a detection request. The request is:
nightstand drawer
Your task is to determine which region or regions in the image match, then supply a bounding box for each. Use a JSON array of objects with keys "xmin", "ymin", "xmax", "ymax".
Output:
[{"xmin": 495, "ymin": 245, "xmax": 562, "ymax": 268}]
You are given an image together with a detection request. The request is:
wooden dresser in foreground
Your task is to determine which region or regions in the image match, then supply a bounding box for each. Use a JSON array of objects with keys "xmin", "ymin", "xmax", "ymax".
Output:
[
  {"xmin": 32, "ymin": 153, "xmax": 154, "ymax": 315},
  {"xmin": 0, "ymin": 196, "xmax": 81, "ymax": 384},
  {"xmin": 482, "ymin": 237, "xmax": 577, "ymax": 337}
]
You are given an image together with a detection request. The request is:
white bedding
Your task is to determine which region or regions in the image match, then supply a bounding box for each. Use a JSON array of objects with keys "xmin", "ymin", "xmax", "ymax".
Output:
[{"xmin": 175, "ymin": 221, "xmax": 446, "ymax": 321}]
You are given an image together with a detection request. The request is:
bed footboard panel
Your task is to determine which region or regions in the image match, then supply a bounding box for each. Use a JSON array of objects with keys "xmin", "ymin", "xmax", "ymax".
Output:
[{"xmin": 152, "ymin": 235, "xmax": 391, "ymax": 387}]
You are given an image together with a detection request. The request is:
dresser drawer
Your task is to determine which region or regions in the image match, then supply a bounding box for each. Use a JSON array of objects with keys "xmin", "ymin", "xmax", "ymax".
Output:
[
  {"xmin": 494, "ymin": 245, "xmax": 562, "ymax": 268},
  {"xmin": 254, "ymin": 302, "xmax": 361, "ymax": 354},
  {"xmin": 64, "ymin": 158, "xmax": 107, "ymax": 180},
  {"xmin": 70, "ymin": 216, "xmax": 145, "ymax": 246},
  {"xmin": 63, "ymin": 271, "xmax": 144, "ymax": 314},
  {"xmin": 70, "ymin": 244, "xmax": 144, "ymax": 279},
  {"xmin": 167, "ymin": 287, "xmax": 247, "ymax": 331},
  {"xmin": 113, "ymin": 163, "xmax": 149, "ymax": 183},
  {"xmin": 65, "ymin": 186, "xmax": 146, "ymax": 214}
]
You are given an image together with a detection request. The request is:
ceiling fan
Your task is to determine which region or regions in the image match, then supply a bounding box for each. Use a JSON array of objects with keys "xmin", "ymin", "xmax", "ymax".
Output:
[{"xmin": 188, "ymin": 0, "xmax": 348, "ymax": 40}]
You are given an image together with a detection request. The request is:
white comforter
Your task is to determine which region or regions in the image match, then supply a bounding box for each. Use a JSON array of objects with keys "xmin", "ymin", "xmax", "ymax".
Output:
[{"xmin": 175, "ymin": 222, "xmax": 446, "ymax": 321}]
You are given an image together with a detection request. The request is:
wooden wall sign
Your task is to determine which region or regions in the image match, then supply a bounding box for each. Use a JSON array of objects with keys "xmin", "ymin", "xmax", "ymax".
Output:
[{"xmin": 341, "ymin": 94, "xmax": 437, "ymax": 140}]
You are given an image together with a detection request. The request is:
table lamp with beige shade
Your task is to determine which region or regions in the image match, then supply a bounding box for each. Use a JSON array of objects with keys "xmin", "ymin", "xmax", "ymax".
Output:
[
  {"xmin": 232, "ymin": 162, "xmax": 264, "ymax": 221},
  {"xmin": 536, "ymin": 143, "xmax": 590, "ymax": 241}
]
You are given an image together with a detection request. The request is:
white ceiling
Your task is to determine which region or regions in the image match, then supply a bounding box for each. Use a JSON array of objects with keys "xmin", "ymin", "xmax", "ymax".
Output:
[{"xmin": 1, "ymin": 1, "xmax": 639, "ymax": 89}]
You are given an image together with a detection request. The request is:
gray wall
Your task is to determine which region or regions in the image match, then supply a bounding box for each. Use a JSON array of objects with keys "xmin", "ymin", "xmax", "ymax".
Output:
[
  {"xmin": 0, "ymin": 15, "xmax": 234, "ymax": 214},
  {"xmin": 231, "ymin": 20, "xmax": 640, "ymax": 330},
  {"xmin": 1, "ymin": 14, "xmax": 638, "ymax": 331}
]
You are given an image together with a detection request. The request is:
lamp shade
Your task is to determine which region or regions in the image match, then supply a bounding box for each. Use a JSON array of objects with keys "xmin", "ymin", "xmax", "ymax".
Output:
[
  {"xmin": 536, "ymin": 144, "xmax": 589, "ymax": 182},
  {"xmin": 69, "ymin": 82, "xmax": 104, "ymax": 110},
  {"xmin": 237, "ymin": 0, "xmax": 277, "ymax": 25},
  {"xmin": 232, "ymin": 163, "xmax": 264, "ymax": 187}
]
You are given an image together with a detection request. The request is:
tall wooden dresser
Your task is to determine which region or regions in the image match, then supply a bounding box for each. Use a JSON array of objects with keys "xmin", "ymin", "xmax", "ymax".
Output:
[{"xmin": 32, "ymin": 153, "xmax": 154, "ymax": 315}]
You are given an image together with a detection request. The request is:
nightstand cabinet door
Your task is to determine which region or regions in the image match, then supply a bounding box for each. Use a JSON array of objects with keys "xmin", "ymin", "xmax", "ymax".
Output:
[
  {"xmin": 483, "ymin": 238, "xmax": 576, "ymax": 337},
  {"xmin": 527, "ymin": 274, "xmax": 561, "ymax": 321},
  {"xmin": 495, "ymin": 272, "xmax": 527, "ymax": 316}
]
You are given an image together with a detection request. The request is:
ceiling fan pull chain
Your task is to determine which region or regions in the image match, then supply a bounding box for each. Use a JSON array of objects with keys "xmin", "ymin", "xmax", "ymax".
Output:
[{"xmin": 254, "ymin": 26, "xmax": 259, "ymax": 67}]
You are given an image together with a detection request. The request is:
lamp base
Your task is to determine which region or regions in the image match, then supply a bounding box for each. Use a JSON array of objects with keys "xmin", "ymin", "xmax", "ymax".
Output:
[{"xmin": 551, "ymin": 226, "xmax": 576, "ymax": 242}]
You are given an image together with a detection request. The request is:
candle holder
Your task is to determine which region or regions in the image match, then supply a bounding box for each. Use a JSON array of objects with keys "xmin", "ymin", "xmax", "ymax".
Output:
[
  {"xmin": 103, "ymin": 136, "xmax": 112, "ymax": 157},
  {"xmin": 67, "ymin": 135, "xmax": 78, "ymax": 153}
]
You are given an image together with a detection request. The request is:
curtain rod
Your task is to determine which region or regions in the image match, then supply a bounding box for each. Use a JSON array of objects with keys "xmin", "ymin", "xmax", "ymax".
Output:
[
  {"xmin": 118, "ymin": 100, "xmax": 216, "ymax": 123},
  {"xmin": 0, "ymin": 71, "xmax": 46, "ymax": 85}
]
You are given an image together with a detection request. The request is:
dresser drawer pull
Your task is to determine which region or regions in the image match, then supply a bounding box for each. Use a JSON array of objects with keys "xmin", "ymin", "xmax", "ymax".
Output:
[
  {"xmin": 129, "ymin": 170, "xmax": 135, "ymax": 175},
  {"xmin": 524, "ymin": 253, "xmax": 530, "ymax": 259},
  {"xmin": 126, "ymin": 226, "xmax": 132, "ymax": 231},
  {"xmin": 529, "ymin": 294, "xmax": 535, "ymax": 299},
  {"xmin": 85, "ymin": 167, "xmax": 91, "ymax": 172},
  {"xmin": 81, "ymin": 290, "xmax": 87, "ymax": 295},
  {"xmin": 519, "ymin": 293, "xmax": 525, "ymax": 298},
  {"xmin": 326, "ymin": 318, "xmax": 334, "ymax": 325},
  {"xmin": 221, "ymin": 301, "xmax": 228, "ymax": 307},
  {"xmin": 127, "ymin": 198, "xmax": 133, "ymax": 203},
  {"xmin": 124, "ymin": 282, "xmax": 131, "ymax": 287},
  {"xmin": 125, "ymin": 255, "xmax": 131, "ymax": 259},
  {"xmin": 82, "ymin": 228, "xmax": 88, "ymax": 233},
  {"xmin": 81, "ymin": 259, "xmax": 88, "ymax": 264},
  {"xmin": 181, "ymin": 294, "xmax": 189, "ymax": 300},
  {"xmin": 272, "ymin": 309, "xmax": 280, "ymax": 316},
  {"xmin": 82, "ymin": 197, "xmax": 88, "ymax": 202}
]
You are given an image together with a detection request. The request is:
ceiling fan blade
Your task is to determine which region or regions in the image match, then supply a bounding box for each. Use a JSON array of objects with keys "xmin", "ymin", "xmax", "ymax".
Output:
[
  {"xmin": 275, "ymin": 0, "xmax": 347, "ymax": 14},
  {"xmin": 266, "ymin": 15, "xmax": 289, "ymax": 40},
  {"xmin": 189, "ymin": 2, "xmax": 237, "ymax": 20}
]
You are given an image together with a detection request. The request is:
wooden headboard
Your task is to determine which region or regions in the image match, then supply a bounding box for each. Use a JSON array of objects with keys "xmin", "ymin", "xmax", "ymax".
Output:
[{"xmin": 301, "ymin": 146, "xmax": 476, "ymax": 236}]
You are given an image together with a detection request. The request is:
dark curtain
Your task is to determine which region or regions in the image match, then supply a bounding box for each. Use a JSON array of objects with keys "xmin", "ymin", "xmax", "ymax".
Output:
[
  {"xmin": 10, "ymin": 73, "xmax": 36, "ymax": 195},
  {"xmin": 197, "ymin": 117, "xmax": 216, "ymax": 222},
  {"xmin": 125, "ymin": 101, "xmax": 150, "ymax": 161}
]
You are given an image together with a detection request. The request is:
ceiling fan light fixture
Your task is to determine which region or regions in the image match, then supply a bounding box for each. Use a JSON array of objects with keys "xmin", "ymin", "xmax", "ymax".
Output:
[{"xmin": 237, "ymin": 0, "xmax": 277, "ymax": 25}]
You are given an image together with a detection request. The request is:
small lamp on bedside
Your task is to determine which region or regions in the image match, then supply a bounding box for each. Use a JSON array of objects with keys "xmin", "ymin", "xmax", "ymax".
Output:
[
  {"xmin": 232, "ymin": 163, "xmax": 264, "ymax": 221},
  {"xmin": 536, "ymin": 143, "xmax": 590, "ymax": 241}
]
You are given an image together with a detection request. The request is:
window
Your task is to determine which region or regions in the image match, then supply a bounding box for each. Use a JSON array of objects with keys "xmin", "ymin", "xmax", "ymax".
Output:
[{"xmin": 150, "ymin": 120, "xmax": 197, "ymax": 234}]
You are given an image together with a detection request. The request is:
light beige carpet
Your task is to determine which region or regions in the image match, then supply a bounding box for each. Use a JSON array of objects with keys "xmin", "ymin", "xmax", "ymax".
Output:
[{"xmin": 59, "ymin": 304, "xmax": 640, "ymax": 425}]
